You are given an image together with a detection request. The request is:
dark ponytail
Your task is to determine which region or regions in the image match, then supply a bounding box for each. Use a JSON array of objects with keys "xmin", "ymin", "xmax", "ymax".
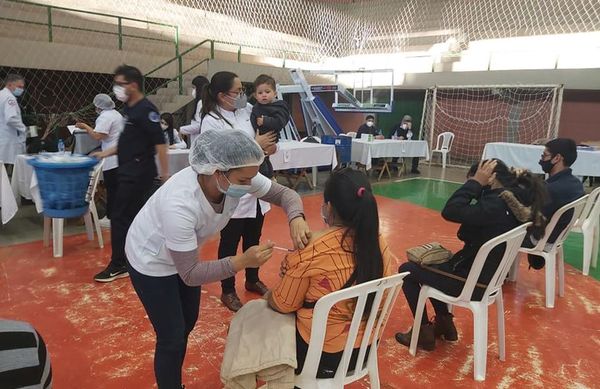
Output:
[
  {"xmin": 201, "ymin": 71, "xmax": 238, "ymax": 117},
  {"xmin": 160, "ymin": 112, "xmax": 175, "ymax": 145},
  {"xmin": 324, "ymin": 168, "xmax": 384, "ymax": 313},
  {"xmin": 491, "ymin": 159, "xmax": 548, "ymax": 239},
  {"xmin": 192, "ymin": 75, "xmax": 209, "ymax": 106}
]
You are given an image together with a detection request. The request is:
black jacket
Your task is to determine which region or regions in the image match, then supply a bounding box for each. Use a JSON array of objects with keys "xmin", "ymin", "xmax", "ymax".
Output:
[
  {"xmin": 441, "ymin": 180, "xmax": 529, "ymax": 285},
  {"xmin": 251, "ymin": 100, "xmax": 290, "ymax": 140},
  {"xmin": 543, "ymin": 168, "xmax": 585, "ymax": 242},
  {"xmin": 390, "ymin": 125, "xmax": 417, "ymax": 140},
  {"xmin": 356, "ymin": 124, "xmax": 381, "ymax": 139}
]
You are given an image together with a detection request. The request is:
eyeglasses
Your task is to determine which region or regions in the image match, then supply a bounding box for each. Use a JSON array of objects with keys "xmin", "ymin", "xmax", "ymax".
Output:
[{"xmin": 227, "ymin": 87, "xmax": 245, "ymax": 97}]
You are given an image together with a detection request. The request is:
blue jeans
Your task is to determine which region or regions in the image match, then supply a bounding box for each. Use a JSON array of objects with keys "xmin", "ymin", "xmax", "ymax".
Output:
[{"xmin": 128, "ymin": 263, "xmax": 201, "ymax": 389}]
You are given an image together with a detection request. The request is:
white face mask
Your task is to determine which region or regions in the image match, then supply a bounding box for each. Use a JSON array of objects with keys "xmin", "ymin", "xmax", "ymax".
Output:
[
  {"xmin": 160, "ymin": 123, "xmax": 169, "ymax": 131},
  {"xmin": 366, "ymin": 121, "xmax": 374, "ymax": 127},
  {"xmin": 192, "ymin": 88, "xmax": 196, "ymax": 99},
  {"xmin": 113, "ymin": 85, "xmax": 128, "ymax": 102}
]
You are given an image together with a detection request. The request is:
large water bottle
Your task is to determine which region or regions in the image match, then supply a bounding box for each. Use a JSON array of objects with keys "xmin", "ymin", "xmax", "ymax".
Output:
[{"xmin": 58, "ymin": 139, "xmax": 65, "ymax": 155}]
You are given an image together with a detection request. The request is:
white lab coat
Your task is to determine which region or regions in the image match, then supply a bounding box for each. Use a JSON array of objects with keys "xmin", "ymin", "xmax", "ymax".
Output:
[
  {"xmin": 199, "ymin": 104, "xmax": 271, "ymax": 219},
  {"xmin": 0, "ymin": 88, "xmax": 26, "ymax": 164},
  {"xmin": 180, "ymin": 100, "xmax": 202, "ymax": 147},
  {"xmin": 164, "ymin": 129, "xmax": 187, "ymax": 150}
]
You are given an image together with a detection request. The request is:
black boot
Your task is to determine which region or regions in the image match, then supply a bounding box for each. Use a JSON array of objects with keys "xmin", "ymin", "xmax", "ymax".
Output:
[
  {"xmin": 395, "ymin": 323, "xmax": 435, "ymax": 351},
  {"xmin": 433, "ymin": 313, "xmax": 458, "ymax": 341}
]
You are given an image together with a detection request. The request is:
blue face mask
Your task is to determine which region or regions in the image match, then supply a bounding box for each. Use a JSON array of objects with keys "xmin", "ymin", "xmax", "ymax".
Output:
[
  {"xmin": 12, "ymin": 87, "xmax": 24, "ymax": 97},
  {"xmin": 217, "ymin": 172, "xmax": 252, "ymax": 198}
]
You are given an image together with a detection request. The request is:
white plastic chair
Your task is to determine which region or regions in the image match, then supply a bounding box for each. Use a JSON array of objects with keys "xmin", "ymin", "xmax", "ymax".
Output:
[
  {"xmin": 572, "ymin": 187, "xmax": 600, "ymax": 275},
  {"xmin": 295, "ymin": 272, "xmax": 409, "ymax": 389},
  {"xmin": 510, "ymin": 195, "xmax": 588, "ymax": 308},
  {"xmin": 43, "ymin": 160, "xmax": 105, "ymax": 258},
  {"xmin": 430, "ymin": 132, "xmax": 454, "ymax": 169},
  {"xmin": 409, "ymin": 223, "xmax": 531, "ymax": 382}
]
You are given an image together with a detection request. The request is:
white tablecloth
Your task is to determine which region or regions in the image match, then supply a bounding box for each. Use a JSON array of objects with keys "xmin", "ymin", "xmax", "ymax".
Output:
[
  {"xmin": 160, "ymin": 149, "xmax": 190, "ymax": 176},
  {"xmin": 11, "ymin": 155, "xmax": 42, "ymax": 213},
  {"xmin": 482, "ymin": 142, "xmax": 600, "ymax": 176},
  {"xmin": 1, "ymin": 163, "xmax": 18, "ymax": 224},
  {"xmin": 271, "ymin": 141, "xmax": 337, "ymax": 187},
  {"xmin": 12, "ymin": 150, "xmax": 190, "ymax": 214},
  {"xmin": 351, "ymin": 139, "xmax": 430, "ymax": 170}
]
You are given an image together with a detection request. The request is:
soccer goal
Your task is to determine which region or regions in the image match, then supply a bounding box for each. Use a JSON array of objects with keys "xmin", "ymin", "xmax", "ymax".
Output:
[{"xmin": 420, "ymin": 85, "xmax": 564, "ymax": 167}]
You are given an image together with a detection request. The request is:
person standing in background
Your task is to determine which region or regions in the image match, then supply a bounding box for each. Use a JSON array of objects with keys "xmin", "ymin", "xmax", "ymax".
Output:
[
  {"xmin": 199, "ymin": 71, "xmax": 279, "ymax": 311},
  {"xmin": 390, "ymin": 114, "xmax": 421, "ymax": 174},
  {"xmin": 160, "ymin": 112, "xmax": 187, "ymax": 150},
  {"xmin": 91, "ymin": 65, "xmax": 169, "ymax": 283},
  {"xmin": 180, "ymin": 75, "xmax": 209, "ymax": 147},
  {"xmin": 0, "ymin": 74, "xmax": 27, "ymax": 170},
  {"xmin": 76, "ymin": 93, "xmax": 124, "ymax": 228}
]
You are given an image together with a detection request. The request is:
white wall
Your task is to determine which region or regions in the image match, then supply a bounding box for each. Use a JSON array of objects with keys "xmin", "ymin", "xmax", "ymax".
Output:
[{"xmin": 400, "ymin": 68, "xmax": 600, "ymax": 90}]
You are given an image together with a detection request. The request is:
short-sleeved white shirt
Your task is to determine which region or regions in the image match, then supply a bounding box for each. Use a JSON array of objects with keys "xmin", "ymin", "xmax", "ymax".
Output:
[
  {"xmin": 125, "ymin": 166, "xmax": 272, "ymax": 277},
  {"xmin": 94, "ymin": 109, "xmax": 123, "ymax": 171}
]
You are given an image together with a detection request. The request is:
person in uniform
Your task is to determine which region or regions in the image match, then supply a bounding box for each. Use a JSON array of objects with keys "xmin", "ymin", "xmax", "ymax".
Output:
[
  {"xmin": 92, "ymin": 65, "xmax": 169, "ymax": 282},
  {"xmin": 0, "ymin": 74, "xmax": 27, "ymax": 170}
]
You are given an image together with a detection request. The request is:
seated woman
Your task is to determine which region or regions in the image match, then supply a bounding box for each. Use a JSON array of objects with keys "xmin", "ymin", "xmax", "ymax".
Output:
[
  {"xmin": 395, "ymin": 159, "xmax": 547, "ymax": 351},
  {"xmin": 160, "ymin": 112, "xmax": 187, "ymax": 149},
  {"xmin": 267, "ymin": 167, "xmax": 396, "ymax": 376}
]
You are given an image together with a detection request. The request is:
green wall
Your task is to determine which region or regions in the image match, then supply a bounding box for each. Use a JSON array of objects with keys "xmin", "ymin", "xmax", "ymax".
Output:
[{"xmin": 377, "ymin": 90, "xmax": 426, "ymax": 138}]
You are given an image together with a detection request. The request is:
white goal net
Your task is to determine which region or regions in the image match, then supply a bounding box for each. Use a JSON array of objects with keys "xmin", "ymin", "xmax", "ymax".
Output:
[{"xmin": 421, "ymin": 85, "xmax": 564, "ymax": 167}]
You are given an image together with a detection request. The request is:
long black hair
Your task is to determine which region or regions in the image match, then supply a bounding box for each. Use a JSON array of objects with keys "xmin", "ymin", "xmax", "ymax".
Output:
[
  {"xmin": 491, "ymin": 159, "xmax": 548, "ymax": 239},
  {"xmin": 160, "ymin": 112, "xmax": 175, "ymax": 145},
  {"xmin": 324, "ymin": 168, "xmax": 384, "ymax": 313},
  {"xmin": 201, "ymin": 71, "xmax": 238, "ymax": 117},
  {"xmin": 192, "ymin": 75, "xmax": 209, "ymax": 106}
]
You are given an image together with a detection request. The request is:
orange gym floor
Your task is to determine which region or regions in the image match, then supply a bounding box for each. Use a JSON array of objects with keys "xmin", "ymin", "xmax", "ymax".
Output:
[{"xmin": 1, "ymin": 179, "xmax": 599, "ymax": 388}]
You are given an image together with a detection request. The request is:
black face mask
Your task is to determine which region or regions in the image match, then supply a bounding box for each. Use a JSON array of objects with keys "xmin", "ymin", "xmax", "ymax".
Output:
[{"xmin": 539, "ymin": 158, "xmax": 555, "ymax": 174}]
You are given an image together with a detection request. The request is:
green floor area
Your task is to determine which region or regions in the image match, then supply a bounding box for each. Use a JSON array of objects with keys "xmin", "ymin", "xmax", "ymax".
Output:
[{"xmin": 374, "ymin": 178, "xmax": 600, "ymax": 281}]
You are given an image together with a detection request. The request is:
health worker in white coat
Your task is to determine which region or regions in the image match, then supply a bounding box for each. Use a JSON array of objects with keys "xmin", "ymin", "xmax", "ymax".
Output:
[
  {"xmin": 0, "ymin": 74, "xmax": 27, "ymax": 165},
  {"xmin": 199, "ymin": 71, "xmax": 279, "ymax": 312},
  {"xmin": 76, "ymin": 94, "xmax": 124, "ymax": 225},
  {"xmin": 124, "ymin": 129, "xmax": 311, "ymax": 388}
]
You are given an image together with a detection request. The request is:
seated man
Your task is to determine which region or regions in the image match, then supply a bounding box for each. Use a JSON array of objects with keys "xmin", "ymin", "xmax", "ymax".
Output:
[
  {"xmin": 527, "ymin": 138, "xmax": 585, "ymax": 269},
  {"xmin": 390, "ymin": 114, "xmax": 420, "ymax": 174},
  {"xmin": 356, "ymin": 115, "xmax": 383, "ymax": 139},
  {"xmin": 267, "ymin": 168, "xmax": 395, "ymax": 376}
]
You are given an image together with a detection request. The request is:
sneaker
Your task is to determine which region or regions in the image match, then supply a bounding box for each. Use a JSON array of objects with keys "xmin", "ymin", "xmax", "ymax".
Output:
[
  {"xmin": 245, "ymin": 280, "xmax": 269, "ymax": 296},
  {"xmin": 94, "ymin": 265, "xmax": 129, "ymax": 283},
  {"xmin": 221, "ymin": 292, "xmax": 243, "ymax": 312},
  {"xmin": 98, "ymin": 217, "xmax": 111, "ymax": 229}
]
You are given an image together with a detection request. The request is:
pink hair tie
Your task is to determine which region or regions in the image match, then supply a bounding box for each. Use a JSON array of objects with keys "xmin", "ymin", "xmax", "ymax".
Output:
[{"xmin": 357, "ymin": 187, "xmax": 366, "ymax": 197}]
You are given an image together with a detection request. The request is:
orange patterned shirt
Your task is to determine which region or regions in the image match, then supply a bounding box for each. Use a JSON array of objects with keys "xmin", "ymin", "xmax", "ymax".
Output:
[{"xmin": 270, "ymin": 228, "xmax": 396, "ymax": 353}]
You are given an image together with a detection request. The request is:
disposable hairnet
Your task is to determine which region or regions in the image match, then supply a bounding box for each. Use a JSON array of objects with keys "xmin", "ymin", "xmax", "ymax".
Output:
[
  {"xmin": 189, "ymin": 129, "xmax": 265, "ymax": 175},
  {"xmin": 93, "ymin": 94, "xmax": 115, "ymax": 110}
]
